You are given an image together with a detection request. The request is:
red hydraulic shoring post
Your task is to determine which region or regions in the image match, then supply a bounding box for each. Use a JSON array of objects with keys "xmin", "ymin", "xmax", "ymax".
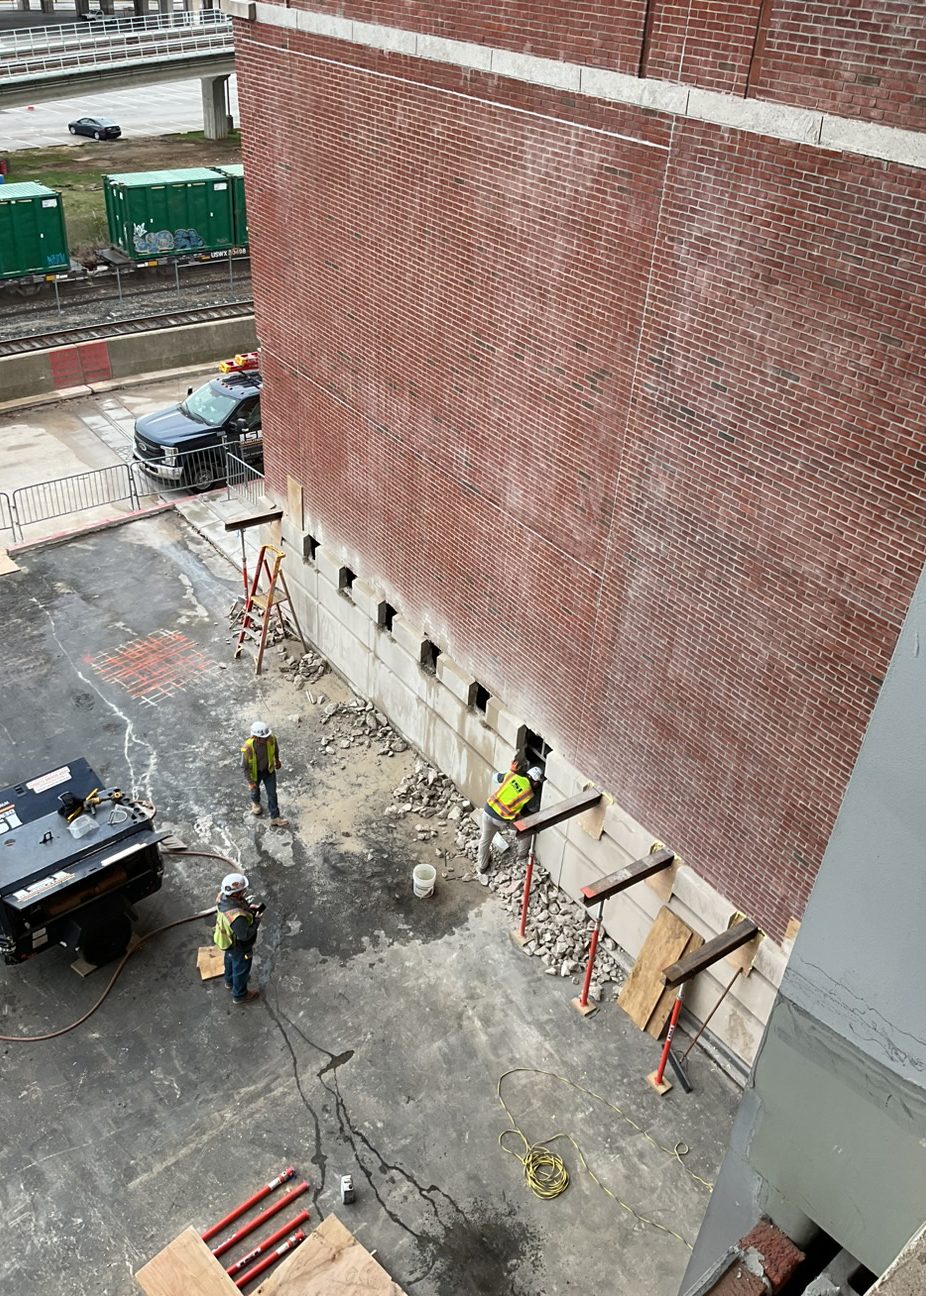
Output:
[
  {"xmin": 202, "ymin": 1167, "xmax": 296, "ymax": 1243},
  {"xmin": 224, "ymin": 1210, "xmax": 311, "ymax": 1277},
  {"xmin": 211, "ymin": 1182, "xmax": 310, "ymax": 1258},
  {"xmin": 517, "ymin": 835, "xmax": 537, "ymax": 940},
  {"xmin": 578, "ymin": 899, "xmax": 605, "ymax": 1009},
  {"xmin": 235, "ymin": 1230, "xmax": 306, "ymax": 1289},
  {"xmin": 653, "ymin": 987, "xmax": 684, "ymax": 1089}
]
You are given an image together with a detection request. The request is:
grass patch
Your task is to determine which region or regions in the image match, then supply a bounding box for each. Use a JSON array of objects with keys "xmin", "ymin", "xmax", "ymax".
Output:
[{"xmin": 6, "ymin": 131, "xmax": 242, "ymax": 257}]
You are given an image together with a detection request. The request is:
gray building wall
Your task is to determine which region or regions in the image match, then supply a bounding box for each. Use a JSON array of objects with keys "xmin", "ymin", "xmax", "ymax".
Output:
[{"xmin": 683, "ymin": 566, "xmax": 926, "ymax": 1289}]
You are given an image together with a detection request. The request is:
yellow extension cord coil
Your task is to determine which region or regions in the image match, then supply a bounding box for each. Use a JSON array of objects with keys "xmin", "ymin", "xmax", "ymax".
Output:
[{"xmin": 497, "ymin": 1067, "xmax": 714, "ymax": 1249}]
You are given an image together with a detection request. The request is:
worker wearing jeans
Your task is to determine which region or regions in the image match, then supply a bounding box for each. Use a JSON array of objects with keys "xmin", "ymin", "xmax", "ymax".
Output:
[
  {"xmin": 476, "ymin": 760, "xmax": 544, "ymax": 873},
  {"xmin": 213, "ymin": 872, "xmax": 261, "ymax": 1005},
  {"xmin": 241, "ymin": 720, "xmax": 288, "ymax": 827}
]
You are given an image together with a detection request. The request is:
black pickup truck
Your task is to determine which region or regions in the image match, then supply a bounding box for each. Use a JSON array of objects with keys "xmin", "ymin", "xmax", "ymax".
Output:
[{"xmin": 133, "ymin": 369, "xmax": 263, "ymax": 492}]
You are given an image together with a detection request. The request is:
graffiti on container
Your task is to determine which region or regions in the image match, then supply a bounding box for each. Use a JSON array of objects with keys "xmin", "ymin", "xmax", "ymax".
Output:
[
  {"xmin": 46, "ymin": 253, "xmax": 69, "ymax": 267},
  {"xmin": 132, "ymin": 224, "xmax": 206, "ymax": 255}
]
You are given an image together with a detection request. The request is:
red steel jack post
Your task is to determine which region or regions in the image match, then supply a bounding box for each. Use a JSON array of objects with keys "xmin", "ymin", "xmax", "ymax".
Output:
[
  {"xmin": 572, "ymin": 899, "xmax": 604, "ymax": 1017},
  {"xmin": 224, "ymin": 1210, "xmax": 311, "ymax": 1278},
  {"xmin": 211, "ymin": 1182, "xmax": 310, "ymax": 1258},
  {"xmin": 235, "ymin": 1229, "xmax": 306, "ymax": 1289},
  {"xmin": 648, "ymin": 987, "xmax": 684, "ymax": 1095},
  {"xmin": 516, "ymin": 838, "xmax": 537, "ymax": 941},
  {"xmin": 202, "ymin": 1167, "xmax": 296, "ymax": 1243}
]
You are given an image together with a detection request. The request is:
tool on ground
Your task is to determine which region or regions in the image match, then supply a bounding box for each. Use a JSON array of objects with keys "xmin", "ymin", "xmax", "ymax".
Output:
[
  {"xmin": 667, "ymin": 1048, "xmax": 693, "ymax": 1093},
  {"xmin": 679, "ymin": 967, "xmax": 742, "ymax": 1063},
  {"xmin": 233, "ymin": 543, "xmax": 307, "ymax": 675},
  {"xmin": 224, "ymin": 1210, "xmax": 310, "ymax": 1277},
  {"xmin": 497, "ymin": 1066, "xmax": 712, "ymax": 1250},
  {"xmin": 340, "ymin": 1174, "xmax": 355, "ymax": 1205},
  {"xmin": 649, "ymin": 986, "xmax": 685, "ymax": 1094},
  {"xmin": 202, "ymin": 1167, "xmax": 296, "ymax": 1243},
  {"xmin": 234, "ymin": 1229, "xmax": 306, "ymax": 1289},
  {"xmin": 210, "ymin": 1181, "xmax": 310, "ymax": 1258},
  {"xmin": 0, "ymin": 758, "xmax": 166, "ymax": 970}
]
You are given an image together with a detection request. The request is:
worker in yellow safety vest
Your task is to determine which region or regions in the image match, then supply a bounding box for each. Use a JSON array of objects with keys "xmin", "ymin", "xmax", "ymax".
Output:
[
  {"xmin": 213, "ymin": 872, "xmax": 263, "ymax": 1004},
  {"xmin": 241, "ymin": 720, "xmax": 288, "ymax": 827},
  {"xmin": 476, "ymin": 758, "xmax": 544, "ymax": 874}
]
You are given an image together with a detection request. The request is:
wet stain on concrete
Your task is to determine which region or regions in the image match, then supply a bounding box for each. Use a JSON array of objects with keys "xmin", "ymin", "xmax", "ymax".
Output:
[{"xmin": 412, "ymin": 1205, "xmax": 544, "ymax": 1295}]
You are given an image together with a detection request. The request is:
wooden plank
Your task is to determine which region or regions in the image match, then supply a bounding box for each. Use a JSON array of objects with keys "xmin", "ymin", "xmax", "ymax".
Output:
[
  {"xmin": 617, "ymin": 907, "xmax": 695, "ymax": 1030},
  {"xmin": 662, "ymin": 918, "xmax": 760, "ymax": 987},
  {"xmin": 514, "ymin": 789, "xmax": 602, "ymax": 838},
  {"xmin": 580, "ymin": 849, "xmax": 675, "ymax": 905},
  {"xmin": 254, "ymin": 1215, "xmax": 405, "ymax": 1296},
  {"xmin": 136, "ymin": 1227, "xmax": 239, "ymax": 1296},
  {"xmin": 644, "ymin": 930, "xmax": 704, "ymax": 1039},
  {"xmin": 197, "ymin": 945, "xmax": 225, "ymax": 980}
]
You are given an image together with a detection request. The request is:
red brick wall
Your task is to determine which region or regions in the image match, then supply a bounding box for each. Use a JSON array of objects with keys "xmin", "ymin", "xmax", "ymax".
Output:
[
  {"xmin": 751, "ymin": 1, "xmax": 926, "ymax": 127},
  {"xmin": 261, "ymin": 0, "xmax": 649, "ymax": 73},
  {"xmin": 641, "ymin": 0, "xmax": 764, "ymax": 95},
  {"xmin": 238, "ymin": 25, "xmax": 926, "ymax": 937}
]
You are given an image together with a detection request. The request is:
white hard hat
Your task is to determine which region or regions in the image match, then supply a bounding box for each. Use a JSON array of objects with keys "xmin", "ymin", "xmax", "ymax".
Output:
[
  {"xmin": 527, "ymin": 766, "xmax": 544, "ymax": 782},
  {"xmin": 221, "ymin": 872, "xmax": 249, "ymax": 895},
  {"xmin": 250, "ymin": 720, "xmax": 271, "ymax": 738}
]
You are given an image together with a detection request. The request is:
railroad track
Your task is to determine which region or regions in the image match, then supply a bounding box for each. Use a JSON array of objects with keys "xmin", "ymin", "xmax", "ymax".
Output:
[{"xmin": 0, "ymin": 300, "xmax": 255, "ymax": 357}]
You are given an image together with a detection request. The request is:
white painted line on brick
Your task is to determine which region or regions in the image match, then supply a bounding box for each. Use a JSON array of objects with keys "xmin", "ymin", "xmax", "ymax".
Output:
[
  {"xmin": 226, "ymin": 0, "xmax": 926, "ymax": 170},
  {"xmin": 243, "ymin": 37, "xmax": 670, "ymax": 151}
]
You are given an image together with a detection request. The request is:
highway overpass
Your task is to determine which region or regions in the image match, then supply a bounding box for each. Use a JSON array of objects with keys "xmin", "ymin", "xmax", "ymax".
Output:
[{"xmin": 0, "ymin": 12, "xmax": 235, "ymax": 134}]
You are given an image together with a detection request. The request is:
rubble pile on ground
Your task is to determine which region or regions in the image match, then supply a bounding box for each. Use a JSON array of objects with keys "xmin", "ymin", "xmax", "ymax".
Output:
[
  {"xmin": 318, "ymin": 697, "xmax": 410, "ymax": 758},
  {"xmin": 485, "ymin": 862, "xmax": 627, "ymax": 1001},
  {"xmin": 384, "ymin": 759, "xmax": 481, "ymax": 868},
  {"xmin": 279, "ymin": 648, "xmax": 330, "ymax": 688}
]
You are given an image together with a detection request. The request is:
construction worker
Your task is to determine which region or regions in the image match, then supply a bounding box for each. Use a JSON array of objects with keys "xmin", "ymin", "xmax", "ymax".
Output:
[
  {"xmin": 241, "ymin": 720, "xmax": 288, "ymax": 827},
  {"xmin": 476, "ymin": 758, "xmax": 543, "ymax": 874},
  {"xmin": 214, "ymin": 872, "xmax": 262, "ymax": 1005}
]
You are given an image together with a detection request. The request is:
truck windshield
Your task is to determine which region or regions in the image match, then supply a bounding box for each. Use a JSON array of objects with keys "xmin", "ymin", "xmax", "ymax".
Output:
[{"xmin": 181, "ymin": 383, "xmax": 240, "ymax": 426}]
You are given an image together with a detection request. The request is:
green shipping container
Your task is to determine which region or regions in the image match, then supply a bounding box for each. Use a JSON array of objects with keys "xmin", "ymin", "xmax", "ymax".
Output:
[
  {"xmin": 103, "ymin": 168, "xmax": 235, "ymax": 260},
  {"xmin": 213, "ymin": 164, "xmax": 248, "ymax": 247},
  {"xmin": 0, "ymin": 182, "xmax": 70, "ymax": 279}
]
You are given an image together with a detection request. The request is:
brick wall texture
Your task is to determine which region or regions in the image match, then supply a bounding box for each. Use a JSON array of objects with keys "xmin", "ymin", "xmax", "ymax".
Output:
[{"xmin": 237, "ymin": 7, "xmax": 926, "ymax": 938}]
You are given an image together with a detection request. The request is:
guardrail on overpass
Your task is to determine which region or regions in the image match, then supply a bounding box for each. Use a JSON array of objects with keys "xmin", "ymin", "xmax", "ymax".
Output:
[{"xmin": 0, "ymin": 10, "xmax": 234, "ymax": 118}]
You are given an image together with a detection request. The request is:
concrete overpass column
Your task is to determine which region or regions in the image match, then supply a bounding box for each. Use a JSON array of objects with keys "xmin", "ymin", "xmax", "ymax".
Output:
[
  {"xmin": 99, "ymin": 0, "xmax": 115, "ymax": 13},
  {"xmin": 39, "ymin": 0, "xmax": 55, "ymax": 13},
  {"xmin": 157, "ymin": 0, "xmax": 171, "ymax": 13},
  {"xmin": 133, "ymin": 0, "xmax": 148, "ymax": 15},
  {"xmin": 16, "ymin": 0, "xmax": 32, "ymax": 13},
  {"xmin": 202, "ymin": 74, "xmax": 231, "ymax": 140}
]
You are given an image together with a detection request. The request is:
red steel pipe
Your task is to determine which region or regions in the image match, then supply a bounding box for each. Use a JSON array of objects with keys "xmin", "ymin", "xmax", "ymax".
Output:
[
  {"xmin": 235, "ymin": 1230, "xmax": 306, "ymax": 1289},
  {"xmin": 211, "ymin": 1182, "xmax": 309, "ymax": 1258},
  {"xmin": 654, "ymin": 988, "xmax": 684, "ymax": 1088},
  {"xmin": 224, "ymin": 1210, "xmax": 311, "ymax": 1277},
  {"xmin": 517, "ymin": 842, "xmax": 536, "ymax": 939},
  {"xmin": 202, "ymin": 1167, "xmax": 296, "ymax": 1243},
  {"xmin": 578, "ymin": 901, "xmax": 604, "ymax": 1009}
]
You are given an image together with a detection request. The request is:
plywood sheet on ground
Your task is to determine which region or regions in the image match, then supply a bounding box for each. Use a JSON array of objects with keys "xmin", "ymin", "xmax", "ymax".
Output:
[
  {"xmin": 618, "ymin": 907, "xmax": 695, "ymax": 1031},
  {"xmin": 135, "ymin": 1227, "xmax": 238, "ymax": 1296},
  {"xmin": 253, "ymin": 1215, "xmax": 405, "ymax": 1296},
  {"xmin": 644, "ymin": 929, "xmax": 703, "ymax": 1039},
  {"xmin": 197, "ymin": 945, "xmax": 225, "ymax": 980}
]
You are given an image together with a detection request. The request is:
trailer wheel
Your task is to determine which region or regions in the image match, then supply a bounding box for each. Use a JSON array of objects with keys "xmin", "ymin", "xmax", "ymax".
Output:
[{"xmin": 78, "ymin": 912, "xmax": 132, "ymax": 967}]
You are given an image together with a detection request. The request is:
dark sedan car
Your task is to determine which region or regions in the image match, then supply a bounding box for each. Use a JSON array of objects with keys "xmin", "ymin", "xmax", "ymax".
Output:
[{"xmin": 68, "ymin": 116, "xmax": 121, "ymax": 141}]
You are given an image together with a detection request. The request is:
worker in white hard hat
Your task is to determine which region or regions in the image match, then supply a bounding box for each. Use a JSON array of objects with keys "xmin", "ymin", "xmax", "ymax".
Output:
[
  {"xmin": 213, "ymin": 873, "xmax": 263, "ymax": 1004},
  {"xmin": 476, "ymin": 756, "xmax": 544, "ymax": 874},
  {"xmin": 241, "ymin": 720, "xmax": 288, "ymax": 827}
]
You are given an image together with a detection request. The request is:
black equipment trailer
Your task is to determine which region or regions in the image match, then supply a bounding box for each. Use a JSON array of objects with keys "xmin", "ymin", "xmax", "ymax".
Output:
[{"xmin": 0, "ymin": 758, "xmax": 165, "ymax": 967}]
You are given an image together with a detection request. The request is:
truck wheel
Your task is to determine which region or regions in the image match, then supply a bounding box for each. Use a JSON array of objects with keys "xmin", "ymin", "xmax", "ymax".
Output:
[
  {"xmin": 79, "ymin": 913, "xmax": 132, "ymax": 967},
  {"xmin": 189, "ymin": 464, "xmax": 216, "ymax": 492}
]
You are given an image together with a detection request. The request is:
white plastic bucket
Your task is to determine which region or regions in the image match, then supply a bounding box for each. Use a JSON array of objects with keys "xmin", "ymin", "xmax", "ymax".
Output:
[{"xmin": 413, "ymin": 863, "xmax": 437, "ymax": 899}]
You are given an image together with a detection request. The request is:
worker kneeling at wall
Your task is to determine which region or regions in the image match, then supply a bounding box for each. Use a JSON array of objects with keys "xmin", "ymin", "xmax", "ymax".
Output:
[
  {"xmin": 214, "ymin": 873, "xmax": 264, "ymax": 1005},
  {"xmin": 476, "ymin": 758, "xmax": 543, "ymax": 874}
]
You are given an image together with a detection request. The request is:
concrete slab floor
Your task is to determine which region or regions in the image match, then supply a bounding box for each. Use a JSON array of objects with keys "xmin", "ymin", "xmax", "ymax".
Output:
[{"xmin": 0, "ymin": 513, "xmax": 739, "ymax": 1296}]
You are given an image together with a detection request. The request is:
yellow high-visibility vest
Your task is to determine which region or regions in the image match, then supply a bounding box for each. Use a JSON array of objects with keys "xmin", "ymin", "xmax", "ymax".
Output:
[
  {"xmin": 213, "ymin": 905, "xmax": 253, "ymax": 950},
  {"xmin": 241, "ymin": 735, "xmax": 278, "ymax": 783},
  {"xmin": 487, "ymin": 772, "xmax": 533, "ymax": 821}
]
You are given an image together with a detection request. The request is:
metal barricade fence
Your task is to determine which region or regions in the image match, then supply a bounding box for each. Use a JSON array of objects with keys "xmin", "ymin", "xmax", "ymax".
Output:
[
  {"xmin": 225, "ymin": 451, "xmax": 267, "ymax": 508},
  {"xmin": 7, "ymin": 442, "xmax": 267, "ymax": 541}
]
